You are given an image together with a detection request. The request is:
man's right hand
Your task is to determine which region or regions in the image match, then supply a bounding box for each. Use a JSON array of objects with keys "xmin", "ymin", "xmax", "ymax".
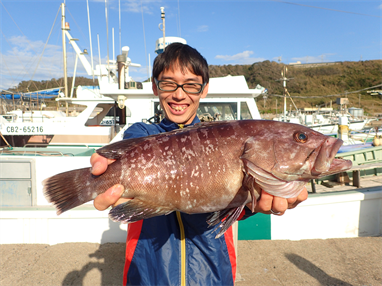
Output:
[{"xmin": 90, "ymin": 153, "xmax": 129, "ymax": 211}]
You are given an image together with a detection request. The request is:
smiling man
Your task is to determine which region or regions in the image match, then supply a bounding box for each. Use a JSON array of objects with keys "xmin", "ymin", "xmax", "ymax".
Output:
[
  {"xmin": 91, "ymin": 43, "xmax": 308, "ymax": 286},
  {"xmin": 151, "ymin": 45, "xmax": 209, "ymax": 125}
]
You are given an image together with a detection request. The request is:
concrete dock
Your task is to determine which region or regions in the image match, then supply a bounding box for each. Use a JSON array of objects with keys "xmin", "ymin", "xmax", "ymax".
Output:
[{"xmin": 0, "ymin": 237, "xmax": 381, "ymax": 286}]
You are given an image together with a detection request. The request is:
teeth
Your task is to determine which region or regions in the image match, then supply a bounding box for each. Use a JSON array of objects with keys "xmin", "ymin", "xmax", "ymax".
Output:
[{"xmin": 171, "ymin": 105, "xmax": 187, "ymax": 111}]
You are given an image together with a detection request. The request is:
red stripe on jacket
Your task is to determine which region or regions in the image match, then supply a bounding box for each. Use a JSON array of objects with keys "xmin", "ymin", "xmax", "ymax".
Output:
[
  {"xmin": 224, "ymin": 226, "xmax": 237, "ymax": 283},
  {"xmin": 123, "ymin": 220, "xmax": 143, "ymax": 286}
]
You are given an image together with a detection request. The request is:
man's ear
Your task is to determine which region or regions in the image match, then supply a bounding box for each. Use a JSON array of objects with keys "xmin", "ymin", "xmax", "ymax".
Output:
[
  {"xmin": 201, "ymin": 82, "xmax": 209, "ymax": 99},
  {"xmin": 152, "ymin": 80, "xmax": 159, "ymax": 96}
]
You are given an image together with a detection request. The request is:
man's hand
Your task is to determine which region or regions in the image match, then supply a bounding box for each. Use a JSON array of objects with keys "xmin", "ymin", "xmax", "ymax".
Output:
[
  {"xmin": 90, "ymin": 153, "xmax": 129, "ymax": 210},
  {"xmin": 251, "ymin": 187, "xmax": 308, "ymax": 216}
]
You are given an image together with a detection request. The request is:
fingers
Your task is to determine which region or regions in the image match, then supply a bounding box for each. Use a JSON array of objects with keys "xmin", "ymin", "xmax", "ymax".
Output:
[
  {"xmin": 90, "ymin": 153, "xmax": 115, "ymax": 176},
  {"xmin": 255, "ymin": 189, "xmax": 308, "ymax": 216},
  {"xmin": 288, "ymin": 187, "xmax": 308, "ymax": 209},
  {"xmin": 93, "ymin": 184, "xmax": 125, "ymax": 211},
  {"xmin": 255, "ymin": 191, "xmax": 285, "ymax": 215}
]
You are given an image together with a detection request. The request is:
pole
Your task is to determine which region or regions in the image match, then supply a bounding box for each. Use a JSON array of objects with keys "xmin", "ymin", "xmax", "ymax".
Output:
[
  {"xmin": 276, "ymin": 98, "xmax": 278, "ymax": 115},
  {"xmin": 70, "ymin": 54, "xmax": 79, "ymax": 98},
  {"xmin": 283, "ymin": 68, "xmax": 286, "ymax": 118},
  {"xmin": 161, "ymin": 7, "xmax": 165, "ymax": 52},
  {"xmin": 105, "ymin": 0, "xmax": 110, "ymax": 80},
  {"xmin": 61, "ymin": 3, "xmax": 68, "ymax": 115},
  {"xmin": 359, "ymin": 94, "xmax": 361, "ymax": 108},
  {"xmin": 86, "ymin": 0, "xmax": 95, "ymax": 81}
]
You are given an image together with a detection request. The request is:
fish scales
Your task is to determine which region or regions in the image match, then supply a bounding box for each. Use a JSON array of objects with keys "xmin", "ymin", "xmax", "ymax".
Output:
[
  {"xmin": 43, "ymin": 120, "xmax": 352, "ymax": 238},
  {"xmin": 117, "ymin": 122, "xmax": 247, "ymax": 213}
]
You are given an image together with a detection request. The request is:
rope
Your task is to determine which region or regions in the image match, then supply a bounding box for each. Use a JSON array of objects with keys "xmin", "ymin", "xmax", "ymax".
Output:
[
  {"xmin": 27, "ymin": 6, "xmax": 61, "ymax": 90},
  {"xmin": 268, "ymin": 83, "xmax": 382, "ymax": 99}
]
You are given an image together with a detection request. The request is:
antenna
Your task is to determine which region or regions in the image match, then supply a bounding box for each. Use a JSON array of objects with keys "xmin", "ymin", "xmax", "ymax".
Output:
[
  {"xmin": 86, "ymin": 0, "xmax": 95, "ymax": 81},
  {"xmin": 160, "ymin": 7, "xmax": 166, "ymax": 52},
  {"xmin": 177, "ymin": 0, "xmax": 181, "ymax": 37},
  {"xmin": 275, "ymin": 66, "xmax": 296, "ymax": 118}
]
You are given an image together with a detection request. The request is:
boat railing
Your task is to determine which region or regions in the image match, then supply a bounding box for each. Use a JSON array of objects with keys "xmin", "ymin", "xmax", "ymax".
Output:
[
  {"xmin": 24, "ymin": 143, "xmax": 92, "ymax": 148},
  {"xmin": 0, "ymin": 148, "xmax": 72, "ymax": 157},
  {"xmin": 0, "ymin": 145, "xmax": 96, "ymax": 157},
  {"xmin": 349, "ymin": 128, "xmax": 378, "ymax": 144}
]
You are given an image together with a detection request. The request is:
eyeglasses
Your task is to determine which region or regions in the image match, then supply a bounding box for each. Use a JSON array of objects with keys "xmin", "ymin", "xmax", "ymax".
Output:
[{"xmin": 154, "ymin": 78, "xmax": 206, "ymax": 94}]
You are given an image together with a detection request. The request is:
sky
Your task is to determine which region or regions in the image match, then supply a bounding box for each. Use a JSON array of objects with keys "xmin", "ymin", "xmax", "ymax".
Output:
[{"xmin": 0, "ymin": 0, "xmax": 381, "ymax": 90}]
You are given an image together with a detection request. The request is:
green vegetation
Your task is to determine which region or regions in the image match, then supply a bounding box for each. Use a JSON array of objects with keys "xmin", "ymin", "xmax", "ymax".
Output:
[
  {"xmin": 210, "ymin": 60, "xmax": 382, "ymax": 116},
  {"xmin": 6, "ymin": 60, "xmax": 382, "ymax": 116},
  {"xmin": 7, "ymin": 77, "xmax": 99, "ymax": 97}
]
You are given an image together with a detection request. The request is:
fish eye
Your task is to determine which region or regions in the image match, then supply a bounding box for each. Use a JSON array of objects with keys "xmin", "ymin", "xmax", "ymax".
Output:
[{"xmin": 293, "ymin": 132, "xmax": 308, "ymax": 143}]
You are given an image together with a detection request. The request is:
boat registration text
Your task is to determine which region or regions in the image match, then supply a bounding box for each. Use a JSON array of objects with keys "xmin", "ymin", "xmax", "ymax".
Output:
[{"xmin": 4, "ymin": 125, "xmax": 44, "ymax": 134}]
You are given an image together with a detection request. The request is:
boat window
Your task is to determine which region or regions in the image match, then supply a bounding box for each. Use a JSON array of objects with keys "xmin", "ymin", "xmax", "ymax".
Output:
[
  {"xmin": 198, "ymin": 102, "xmax": 237, "ymax": 121},
  {"xmin": 152, "ymin": 101, "xmax": 252, "ymax": 122},
  {"xmin": 240, "ymin": 102, "xmax": 252, "ymax": 120}
]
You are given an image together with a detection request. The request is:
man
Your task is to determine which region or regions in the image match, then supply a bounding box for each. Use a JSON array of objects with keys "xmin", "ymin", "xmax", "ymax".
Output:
[{"xmin": 91, "ymin": 43, "xmax": 308, "ymax": 286}]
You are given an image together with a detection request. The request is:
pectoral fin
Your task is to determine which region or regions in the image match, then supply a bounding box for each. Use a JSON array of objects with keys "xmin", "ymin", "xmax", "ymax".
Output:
[
  {"xmin": 109, "ymin": 199, "xmax": 173, "ymax": 223},
  {"xmin": 207, "ymin": 172, "xmax": 259, "ymax": 239},
  {"xmin": 208, "ymin": 205, "xmax": 245, "ymax": 239}
]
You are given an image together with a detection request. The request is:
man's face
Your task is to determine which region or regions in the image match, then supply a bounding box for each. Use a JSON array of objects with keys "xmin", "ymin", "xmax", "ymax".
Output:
[{"xmin": 152, "ymin": 64, "xmax": 209, "ymax": 125}]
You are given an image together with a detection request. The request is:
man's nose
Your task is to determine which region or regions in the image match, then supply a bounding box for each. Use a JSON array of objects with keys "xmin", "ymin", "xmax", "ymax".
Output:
[{"xmin": 173, "ymin": 86, "xmax": 187, "ymax": 100}]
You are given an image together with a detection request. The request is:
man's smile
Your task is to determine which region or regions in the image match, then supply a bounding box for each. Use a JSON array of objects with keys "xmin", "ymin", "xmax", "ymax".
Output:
[{"xmin": 169, "ymin": 103, "xmax": 188, "ymax": 112}]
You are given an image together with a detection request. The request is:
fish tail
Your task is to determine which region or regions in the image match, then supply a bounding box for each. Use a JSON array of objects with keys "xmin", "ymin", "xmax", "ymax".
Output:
[{"xmin": 43, "ymin": 167, "xmax": 101, "ymax": 215}]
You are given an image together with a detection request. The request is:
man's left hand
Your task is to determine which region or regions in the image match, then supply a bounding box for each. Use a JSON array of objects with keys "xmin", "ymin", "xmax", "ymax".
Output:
[{"xmin": 249, "ymin": 187, "xmax": 308, "ymax": 216}]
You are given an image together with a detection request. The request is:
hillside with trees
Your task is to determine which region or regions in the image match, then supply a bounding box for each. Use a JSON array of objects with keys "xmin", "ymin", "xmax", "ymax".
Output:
[
  {"xmin": 209, "ymin": 60, "xmax": 381, "ymax": 116},
  {"xmin": 7, "ymin": 77, "xmax": 98, "ymax": 97},
  {"xmin": 4, "ymin": 60, "xmax": 381, "ymax": 116}
]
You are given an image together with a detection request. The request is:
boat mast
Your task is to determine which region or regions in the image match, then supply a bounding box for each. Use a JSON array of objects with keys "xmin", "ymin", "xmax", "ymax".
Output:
[
  {"xmin": 61, "ymin": 3, "xmax": 69, "ymax": 114},
  {"xmin": 86, "ymin": 0, "xmax": 95, "ymax": 81},
  {"xmin": 281, "ymin": 66, "xmax": 287, "ymax": 117},
  {"xmin": 277, "ymin": 66, "xmax": 296, "ymax": 119},
  {"xmin": 161, "ymin": 7, "xmax": 166, "ymax": 52}
]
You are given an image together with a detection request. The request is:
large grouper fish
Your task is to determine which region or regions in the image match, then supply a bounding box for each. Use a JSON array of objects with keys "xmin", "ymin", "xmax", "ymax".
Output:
[{"xmin": 43, "ymin": 120, "xmax": 352, "ymax": 237}]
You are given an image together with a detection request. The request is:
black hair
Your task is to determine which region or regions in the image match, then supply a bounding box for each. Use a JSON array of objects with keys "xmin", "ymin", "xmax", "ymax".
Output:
[{"xmin": 152, "ymin": 43, "xmax": 209, "ymax": 83}]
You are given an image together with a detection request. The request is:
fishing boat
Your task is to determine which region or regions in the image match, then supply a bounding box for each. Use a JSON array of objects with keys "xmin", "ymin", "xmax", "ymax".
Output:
[
  {"xmin": 0, "ymin": 3, "xmax": 267, "ymax": 244},
  {"xmin": 272, "ymin": 67, "xmax": 375, "ymax": 136},
  {"xmin": 273, "ymin": 108, "xmax": 373, "ymax": 136},
  {"xmin": 1, "ymin": 4, "xmax": 380, "ymax": 246},
  {"xmin": 0, "ymin": 5, "xmax": 267, "ymax": 148}
]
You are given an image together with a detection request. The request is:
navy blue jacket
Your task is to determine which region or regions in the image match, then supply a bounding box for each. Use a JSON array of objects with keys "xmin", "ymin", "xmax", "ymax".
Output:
[{"xmin": 122, "ymin": 117, "xmax": 256, "ymax": 286}]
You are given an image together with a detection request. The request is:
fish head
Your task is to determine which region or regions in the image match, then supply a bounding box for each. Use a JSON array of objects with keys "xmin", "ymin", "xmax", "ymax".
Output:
[
  {"xmin": 269, "ymin": 122, "xmax": 352, "ymax": 180},
  {"xmin": 242, "ymin": 121, "xmax": 352, "ymax": 182}
]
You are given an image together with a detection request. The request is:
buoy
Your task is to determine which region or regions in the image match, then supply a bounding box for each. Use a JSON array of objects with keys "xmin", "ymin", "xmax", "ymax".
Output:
[{"xmin": 373, "ymin": 135, "xmax": 380, "ymax": 146}]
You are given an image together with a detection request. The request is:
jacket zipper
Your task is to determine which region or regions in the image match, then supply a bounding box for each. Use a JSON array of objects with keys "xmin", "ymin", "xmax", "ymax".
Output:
[{"xmin": 176, "ymin": 211, "xmax": 186, "ymax": 286}]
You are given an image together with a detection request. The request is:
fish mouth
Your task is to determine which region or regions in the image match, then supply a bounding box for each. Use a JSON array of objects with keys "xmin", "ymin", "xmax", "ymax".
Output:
[{"xmin": 312, "ymin": 137, "xmax": 352, "ymax": 176}]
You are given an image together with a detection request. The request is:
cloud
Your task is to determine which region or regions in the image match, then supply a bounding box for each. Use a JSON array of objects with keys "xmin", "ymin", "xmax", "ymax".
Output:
[
  {"xmin": 119, "ymin": 0, "xmax": 161, "ymax": 14},
  {"xmin": 129, "ymin": 66, "xmax": 152, "ymax": 82},
  {"xmin": 92, "ymin": 0, "xmax": 151, "ymax": 13},
  {"xmin": 0, "ymin": 36, "xmax": 95, "ymax": 90},
  {"xmin": 215, "ymin": 50, "xmax": 265, "ymax": 64},
  {"xmin": 0, "ymin": 35, "xmax": 152, "ymax": 90},
  {"xmin": 197, "ymin": 25, "xmax": 208, "ymax": 32},
  {"xmin": 290, "ymin": 53, "xmax": 336, "ymax": 64}
]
